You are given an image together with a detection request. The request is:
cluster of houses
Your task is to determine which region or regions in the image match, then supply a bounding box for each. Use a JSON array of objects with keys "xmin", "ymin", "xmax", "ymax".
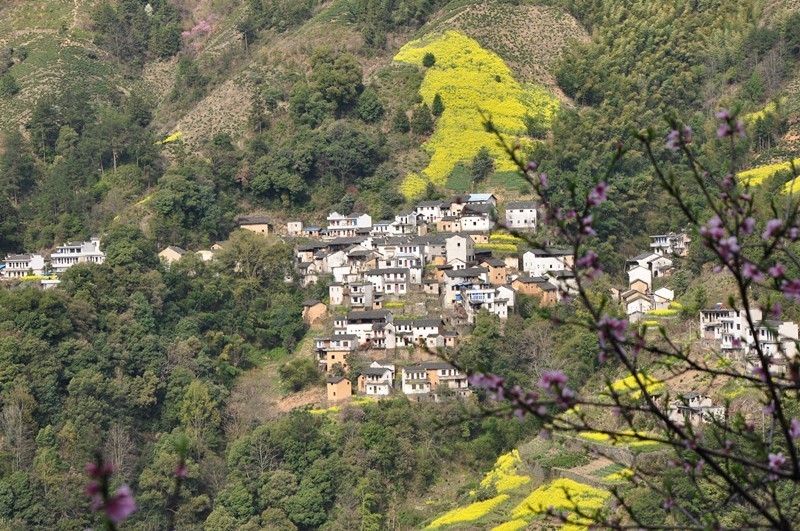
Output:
[
  {"xmin": 1, "ymin": 238, "xmax": 105, "ymax": 287},
  {"xmin": 611, "ymin": 232, "xmax": 691, "ymax": 322},
  {"xmin": 699, "ymin": 304, "xmax": 799, "ymax": 374},
  {"xmin": 326, "ymin": 359, "xmax": 471, "ymax": 404}
]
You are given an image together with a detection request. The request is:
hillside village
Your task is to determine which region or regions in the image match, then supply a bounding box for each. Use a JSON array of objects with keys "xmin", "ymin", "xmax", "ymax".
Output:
[{"xmin": 4, "ymin": 192, "xmax": 797, "ymax": 424}]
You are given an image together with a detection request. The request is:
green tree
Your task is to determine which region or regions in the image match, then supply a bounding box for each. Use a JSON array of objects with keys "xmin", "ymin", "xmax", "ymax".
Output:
[
  {"xmin": 470, "ymin": 146, "xmax": 494, "ymax": 183},
  {"xmin": 180, "ymin": 380, "xmax": 221, "ymax": 449},
  {"xmin": 310, "ymin": 48, "xmax": 363, "ymax": 114},
  {"xmin": 356, "ymin": 87, "xmax": 384, "ymax": 122},
  {"xmin": 431, "ymin": 93, "xmax": 444, "ymax": 117},
  {"xmin": 391, "ymin": 109, "xmax": 410, "ymax": 133},
  {"xmin": 0, "ymin": 74, "xmax": 19, "ymax": 97},
  {"xmin": 410, "ymin": 103, "xmax": 434, "ymax": 135},
  {"xmin": 422, "ymin": 52, "xmax": 436, "ymax": 67}
]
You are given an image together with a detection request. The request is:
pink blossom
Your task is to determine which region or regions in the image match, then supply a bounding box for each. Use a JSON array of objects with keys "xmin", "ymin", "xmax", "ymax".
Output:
[
  {"xmin": 790, "ymin": 418, "xmax": 800, "ymax": 440},
  {"xmin": 752, "ymin": 366, "xmax": 768, "ymax": 382},
  {"xmin": 769, "ymin": 264, "xmax": 785, "ymax": 278},
  {"xmin": 539, "ymin": 371, "xmax": 568, "ymax": 390},
  {"xmin": 742, "ymin": 262, "xmax": 764, "ymax": 282},
  {"xmin": 763, "ymin": 219, "xmax": 783, "ymax": 240},
  {"xmin": 538, "ymin": 173, "xmax": 548, "ymax": 188},
  {"xmin": 781, "ymin": 279, "xmax": 800, "ymax": 302},
  {"xmin": 597, "ymin": 316, "xmax": 628, "ymax": 348},
  {"xmin": 175, "ymin": 464, "xmax": 187, "ymax": 478},
  {"xmin": 733, "ymin": 120, "xmax": 746, "ymax": 137},
  {"xmin": 104, "ymin": 485, "xmax": 137, "ymax": 524},
  {"xmin": 770, "ymin": 302, "xmax": 782, "ymax": 318},
  {"xmin": 763, "ymin": 401, "xmax": 775, "ymax": 415},
  {"xmin": 576, "ymin": 250, "xmax": 602, "ymax": 280},
  {"xmin": 741, "ymin": 217, "xmax": 755, "ymax": 235},
  {"xmin": 716, "ymin": 109, "xmax": 731, "ymax": 120},
  {"xmin": 700, "ymin": 215, "xmax": 725, "ymax": 241},
  {"xmin": 526, "ymin": 161, "xmax": 538, "ymax": 171},
  {"xmin": 665, "ymin": 129, "xmax": 681, "ymax": 151},
  {"xmin": 587, "ymin": 182, "xmax": 608, "ymax": 207}
]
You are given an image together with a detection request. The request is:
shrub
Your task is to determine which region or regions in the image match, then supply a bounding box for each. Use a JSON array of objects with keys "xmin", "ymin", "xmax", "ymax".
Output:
[
  {"xmin": 422, "ymin": 52, "xmax": 436, "ymax": 67},
  {"xmin": 279, "ymin": 358, "xmax": 321, "ymax": 392}
]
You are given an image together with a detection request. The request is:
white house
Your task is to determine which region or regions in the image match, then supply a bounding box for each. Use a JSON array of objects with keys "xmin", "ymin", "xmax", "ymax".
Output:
[
  {"xmin": 2, "ymin": 253, "xmax": 46, "ymax": 279},
  {"xmin": 402, "ymin": 365, "xmax": 431, "ymax": 395},
  {"xmin": 442, "ymin": 267, "xmax": 489, "ymax": 308},
  {"xmin": 650, "ymin": 232, "xmax": 691, "ymax": 257},
  {"xmin": 458, "ymin": 283, "xmax": 512, "ymax": 322},
  {"xmin": 459, "ymin": 204, "xmax": 494, "ymax": 232},
  {"xmin": 627, "ymin": 252, "xmax": 673, "ymax": 278},
  {"xmin": 326, "ymin": 212, "xmax": 372, "ymax": 238},
  {"xmin": 287, "ymin": 221, "xmax": 303, "ymax": 235},
  {"xmin": 50, "ymin": 238, "xmax": 105, "ymax": 274},
  {"xmin": 668, "ymin": 392, "xmax": 725, "ymax": 427},
  {"xmin": 445, "ymin": 234, "xmax": 475, "ymax": 265},
  {"xmin": 504, "ymin": 201, "xmax": 538, "ymax": 230},
  {"xmin": 627, "ymin": 265, "xmax": 653, "ymax": 292},
  {"xmin": 358, "ymin": 365, "xmax": 394, "ymax": 397},
  {"xmin": 335, "ymin": 310, "xmax": 394, "ymax": 346},
  {"xmin": 522, "ymin": 248, "xmax": 574, "ymax": 275},
  {"xmin": 653, "ymin": 287, "xmax": 675, "ymax": 310},
  {"xmin": 745, "ymin": 320, "xmax": 799, "ymax": 372},
  {"xmin": 365, "ymin": 268, "xmax": 410, "ymax": 295},
  {"xmin": 415, "ymin": 200, "xmax": 447, "ymax": 223}
]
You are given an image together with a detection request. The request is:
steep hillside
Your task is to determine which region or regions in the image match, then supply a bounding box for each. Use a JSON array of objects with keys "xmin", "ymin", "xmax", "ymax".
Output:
[{"xmin": 0, "ymin": 0, "xmax": 120, "ymax": 129}]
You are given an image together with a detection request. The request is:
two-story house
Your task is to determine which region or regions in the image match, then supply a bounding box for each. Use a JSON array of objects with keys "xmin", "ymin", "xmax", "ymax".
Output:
[
  {"xmin": 504, "ymin": 201, "xmax": 538, "ymax": 231},
  {"xmin": 50, "ymin": 238, "xmax": 105, "ymax": 274},
  {"xmin": 522, "ymin": 248, "xmax": 575, "ymax": 275},
  {"xmin": 2, "ymin": 253, "xmax": 46, "ymax": 279}
]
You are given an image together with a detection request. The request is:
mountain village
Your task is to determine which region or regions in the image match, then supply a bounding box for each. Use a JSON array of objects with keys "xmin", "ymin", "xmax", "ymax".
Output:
[{"xmin": 4, "ymin": 192, "xmax": 791, "ymax": 428}]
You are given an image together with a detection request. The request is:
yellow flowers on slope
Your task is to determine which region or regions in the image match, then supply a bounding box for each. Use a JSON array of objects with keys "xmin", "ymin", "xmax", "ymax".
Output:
[
  {"xmin": 394, "ymin": 31, "xmax": 558, "ymax": 197},
  {"xmin": 480, "ymin": 450, "xmax": 532, "ymax": 493},
  {"xmin": 738, "ymin": 158, "xmax": 800, "ymax": 187},
  {"xmin": 427, "ymin": 494, "xmax": 510, "ymax": 529},
  {"xmin": 608, "ymin": 372, "xmax": 663, "ymax": 399},
  {"xmin": 511, "ymin": 478, "xmax": 609, "ymax": 523},
  {"xmin": 155, "ymin": 131, "xmax": 184, "ymax": 145}
]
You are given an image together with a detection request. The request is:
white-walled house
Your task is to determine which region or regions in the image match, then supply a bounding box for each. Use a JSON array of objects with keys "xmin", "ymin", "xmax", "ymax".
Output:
[
  {"xmin": 460, "ymin": 204, "xmax": 494, "ymax": 231},
  {"xmin": 415, "ymin": 200, "xmax": 447, "ymax": 223},
  {"xmin": 326, "ymin": 212, "xmax": 372, "ymax": 238},
  {"xmin": 522, "ymin": 248, "xmax": 574, "ymax": 275},
  {"xmin": 443, "ymin": 267, "xmax": 489, "ymax": 307},
  {"xmin": 650, "ymin": 232, "xmax": 691, "ymax": 257},
  {"xmin": 51, "ymin": 238, "xmax": 105, "ymax": 274},
  {"xmin": 504, "ymin": 201, "xmax": 538, "ymax": 230},
  {"xmin": 627, "ymin": 265, "xmax": 653, "ymax": 292},
  {"xmin": 445, "ymin": 234, "xmax": 475, "ymax": 265},
  {"xmin": 358, "ymin": 365, "xmax": 394, "ymax": 396},
  {"xmin": 2, "ymin": 253, "xmax": 46, "ymax": 278},
  {"xmin": 365, "ymin": 268, "xmax": 410, "ymax": 295},
  {"xmin": 626, "ymin": 252, "xmax": 673, "ymax": 278}
]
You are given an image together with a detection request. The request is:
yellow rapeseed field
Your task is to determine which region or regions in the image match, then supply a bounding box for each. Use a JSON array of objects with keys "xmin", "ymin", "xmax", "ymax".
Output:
[
  {"xmin": 511, "ymin": 478, "xmax": 609, "ymax": 524},
  {"xmin": 394, "ymin": 31, "xmax": 558, "ymax": 197},
  {"xmin": 608, "ymin": 372, "xmax": 663, "ymax": 399},
  {"xmin": 738, "ymin": 158, "xmax": 800, "ymax": 187},
  {"xmin": 426, "ymin": 494, "xmax": 510, "ymax": 529},
  {"xmin": 480, "ymin": 450, "xmax": 532, "ymax": 493}
]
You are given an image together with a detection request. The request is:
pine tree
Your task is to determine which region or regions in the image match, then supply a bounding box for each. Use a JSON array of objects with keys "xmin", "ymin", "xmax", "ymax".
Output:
[
  {"xmin": 431, "ymin": 93, "xmax": 444, "ymax": 117},
  {"xmin": 410, "ymin": 103, "xmax": 434, "ymax": 135}
]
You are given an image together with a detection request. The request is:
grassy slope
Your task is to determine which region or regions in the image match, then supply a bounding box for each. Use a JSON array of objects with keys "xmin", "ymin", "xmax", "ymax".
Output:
[{"xmin": 0, "ymin": 0, "xmax": 121, "ymax": 130}]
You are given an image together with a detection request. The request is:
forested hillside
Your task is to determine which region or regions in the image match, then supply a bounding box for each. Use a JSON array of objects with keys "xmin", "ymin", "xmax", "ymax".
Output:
[{"xmin": 1, "ymin": 0, "xmax": 800, "ymax": 528}]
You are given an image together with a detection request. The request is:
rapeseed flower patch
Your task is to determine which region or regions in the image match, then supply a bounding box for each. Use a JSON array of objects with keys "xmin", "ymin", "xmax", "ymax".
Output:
[
  {"xmin": 394, "ymin": 31, "xmax": 558, "ymax": 196},
  {"xmin": 399, "ymin": 172, "xmax": 429, "ymax": 199},
  {"xmin": 579, "ymin": 430, "xmax": 659, "ymax": 448},
  {"xmin": 491, "ymin": 519, "xmax": 528, "ymax": 531},
  {"xmin": 605, "ymin": 468, "xmax": 634, "ymax": 482},
  {"xmin": 489, "ymin": 234, "xmax": 525, "ymax": 244},
  {"xmin": 738, "ymin": 158, "xmax": 800, "ymax": 186},
  {"xmin": 156, "ymin": 131, "xmax": 184, "ymax": 145},
  {"xmin": 476, "ymin": 243, "xmax": 518, "ymax": 253},
  {"xmin": 511, "ymin": 478, "xmax": 608, "ymax": 523},
  {"xmin": 426, "ymin": 494, "xmax": 509, "ymax": 528},
  {"xmin": 608, "ymin": 372, "xmax": 663, "ymax": 399},
  {"xmin": 480, "ymin": 450, "xmax": 532, "ymax": 493},
  {"xmin": 646, "ymin": 309, "xmax": 677, "ymax": 317}
]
